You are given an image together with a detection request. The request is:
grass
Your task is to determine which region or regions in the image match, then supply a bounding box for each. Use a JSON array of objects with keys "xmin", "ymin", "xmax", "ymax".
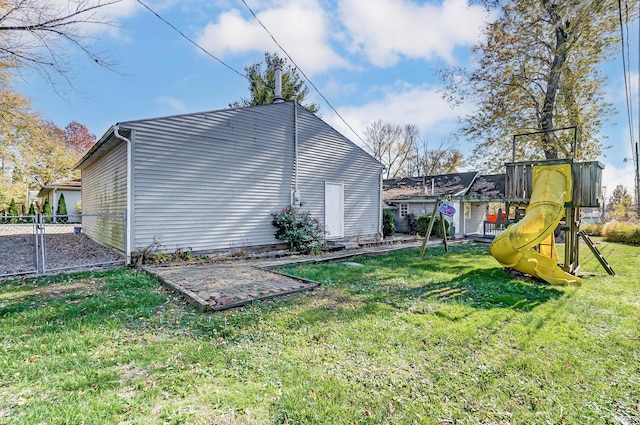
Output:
[{"xmin": 0, "ymin": 239, "xmax": 638, "ymax": 424}]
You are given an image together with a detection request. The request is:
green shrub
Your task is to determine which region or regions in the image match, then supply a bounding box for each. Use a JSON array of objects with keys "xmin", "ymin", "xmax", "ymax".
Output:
[
  {"xmin": 417, "ymin": 214, "xmax": 450, "ymax": 238},
  {"xmin": 602, "ymin": 221, "xmax": 640, "ymax": 245},
  {"xmin": 8, "ymin": 198, "xmax": 19, "ymax": 223},
  {"xmin": 405, "ymin": 213, "xmax": 418, "ymax": 234},
  {"xmin": 42, "ymin": 198, "xmax": 53, "ymax": 223},
  {"xmin": 272, "ymin": 206, "xmax": 326, "ymax": 253},
  {"xmin": 382, "ymin": 210, "xmax": 395, "ymax": 237},
  {"xmin": 56, "ymin": 193, "xmax": 68, "ymax": 223},
  {"xmin": 26, "ymin": 202, "xmax": 36, "ymax": 223},
  {"xmin": 580, "ymin": 222, "xmax": 602, "ymax": 236}
]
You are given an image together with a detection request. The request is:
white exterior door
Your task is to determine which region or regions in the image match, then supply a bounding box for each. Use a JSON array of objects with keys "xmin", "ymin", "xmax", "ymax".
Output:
[{"xmin": 325, "ymin": 182, "xmax": 344, "ymax": 239}]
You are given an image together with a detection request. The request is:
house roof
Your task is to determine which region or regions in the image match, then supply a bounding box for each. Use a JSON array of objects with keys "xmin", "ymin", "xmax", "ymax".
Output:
[
  {"xmin": 383, "ymin": 171, "xmax": 478, "ymax": 201},
  {"xmin": 466, "ymin": 174, "xmax": 505, "ymax": 199},
  {"xmin": 73, "ymin": 102, "xmax": 382, "ymax": 171},
  {"xmin": 37, "ymin": 180, "xmax": 81, "ymax": 197},
  {"xmin": 383, "ymin": 172, "xmax": 505, "ymax": 202}
]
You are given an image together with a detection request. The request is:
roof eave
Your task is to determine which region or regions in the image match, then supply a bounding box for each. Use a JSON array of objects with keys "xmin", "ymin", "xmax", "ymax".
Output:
[{"xmin": 72, "ymin": 125, "xmax": 116, "ymax": 170}]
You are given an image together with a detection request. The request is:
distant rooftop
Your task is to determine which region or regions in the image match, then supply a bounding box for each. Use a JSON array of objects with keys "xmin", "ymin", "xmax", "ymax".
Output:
[{"xmin": 383, "ymin": 172, "xmax": 505, "ymax": 201}]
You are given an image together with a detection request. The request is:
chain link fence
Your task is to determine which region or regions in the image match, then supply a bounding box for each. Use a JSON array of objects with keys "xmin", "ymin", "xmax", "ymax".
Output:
[
  {"xmin": 0, "ymin": 217, "xmax": 39, "ymax": 277},
  {"xmin": 0, "ymin": 213, "xmax": 125, "ymax": 279}
]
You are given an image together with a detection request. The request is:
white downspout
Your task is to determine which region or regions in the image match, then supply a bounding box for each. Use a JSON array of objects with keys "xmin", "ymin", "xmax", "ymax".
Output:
[
  {"xmin": 293, "ymin": 102, "xmax": 300, "ymax": 207},
  {"xmin": 113, "ymin": 125, "xmax": 132, "ymax": 265}
]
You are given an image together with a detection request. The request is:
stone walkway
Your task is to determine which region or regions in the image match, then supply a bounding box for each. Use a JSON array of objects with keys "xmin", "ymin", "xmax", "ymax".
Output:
[{"xmin": 145, "ymin": 238, "xmax": 464, "ymax": 311}]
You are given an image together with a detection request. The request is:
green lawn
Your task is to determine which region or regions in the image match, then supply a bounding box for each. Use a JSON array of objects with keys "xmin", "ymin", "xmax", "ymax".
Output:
[{"xmin": 1, "ymin": 240, "xmax": 638, "ymax": 424}]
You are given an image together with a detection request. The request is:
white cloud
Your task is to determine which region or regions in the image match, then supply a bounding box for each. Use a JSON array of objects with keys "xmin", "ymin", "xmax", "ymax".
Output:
[
  {"xmin": 601, "ymin": 160, "xmax": 637, "ymax": 199},
  {"xmin": 195, "ymin": 1, "xmax": 349, "ymax": 75},
  {"xmin": 46, "ymin": 0, "xmax": 140, "ymax": 37},
  {"xmin": 324, "ymin": 82, "xmax": 468, "ymax": 147},
  {"xmin": 322, "ymin": 78, "xmax": 358, "ymax": 99},
  {"xmin": 156, "ymin": 96, "xmax": 187, "ymax": 113},
  {"xmin": 338, "ymin": 0, "xmax": 488, "ymax": 66}
]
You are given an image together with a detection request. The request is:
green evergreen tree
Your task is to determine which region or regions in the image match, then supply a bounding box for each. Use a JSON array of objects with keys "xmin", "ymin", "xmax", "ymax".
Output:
[
  {"xmin": 230, "ymin": 52, "xmax": 320, "ymax": 113},
  {"xmin": 8, "ymin": 198, "xmax": 19, "ymax": 223},
  {"xmin": 56, "ymin": 193, "xmax": 68, "ymax": 223},
  {"xmin": 42, "ymin": 197, "xmax": 52, "ymax": 223},
  {"xmin": 27, "ymin": 202, "xmax": 36, "ymax": 223}
]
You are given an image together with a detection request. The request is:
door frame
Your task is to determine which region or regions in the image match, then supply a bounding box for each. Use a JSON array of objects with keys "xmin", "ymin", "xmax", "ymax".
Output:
[{"xmin": 324, "ymin": 182, "xmax": 344, "ymax": 239}]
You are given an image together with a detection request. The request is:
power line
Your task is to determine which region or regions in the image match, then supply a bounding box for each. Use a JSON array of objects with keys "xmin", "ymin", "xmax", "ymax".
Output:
[
  {"xmin": 137, "ymin": 0, "xmax": 366, "ymax": 145},
  {"xmin": 617, "ymin": 0, "xmax": 635, "ymax": 152},
  {"xmin": 136, "ymin": 0, "xmax": 249, "ymax": 82},
  {"xmin": 239, "ymin": 0, "xmax": 367, "ymax": 145}
]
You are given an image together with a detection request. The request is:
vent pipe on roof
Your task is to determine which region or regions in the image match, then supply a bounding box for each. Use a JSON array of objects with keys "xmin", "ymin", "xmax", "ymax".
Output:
[{"xmin": 273, "ymin": 64, "xmax": 284, "ymax": 103}]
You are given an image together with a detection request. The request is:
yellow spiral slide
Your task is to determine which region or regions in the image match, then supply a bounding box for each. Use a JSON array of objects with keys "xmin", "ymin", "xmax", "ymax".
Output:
[{"xmin": 489, "ymin": 163, "xmax": 582, "ymax": 285}]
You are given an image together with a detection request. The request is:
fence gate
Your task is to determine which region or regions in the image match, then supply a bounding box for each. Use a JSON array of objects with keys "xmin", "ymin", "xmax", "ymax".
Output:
[
  {"xmin": 0, "ymin": 216, "xmax": 39, "ymax": 278},
  {"xmin": 0, "ymin": 213, "xmax": 125, "ymax": 279}
]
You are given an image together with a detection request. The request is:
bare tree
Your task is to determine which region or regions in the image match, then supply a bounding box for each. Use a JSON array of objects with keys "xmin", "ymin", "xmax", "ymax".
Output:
[
  {"xmin": 364, "ymin": 120, "xmax": 418, "ymax": 178},
  {"xmin": 365, "ymin": 119, "xmax": 464, "ymax": 178},
  {"xmin": 409, "ymin": 138, "xmax": 464, "ymax": 176},
  {"xmin": 0, "ymin": 0, "xmax": 120, "ymax": 86}
]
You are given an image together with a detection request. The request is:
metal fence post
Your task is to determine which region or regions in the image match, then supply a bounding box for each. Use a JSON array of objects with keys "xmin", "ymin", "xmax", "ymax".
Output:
[{"xmin": 38, "ymin": 213, "xmax": 46, "ymax": 274}]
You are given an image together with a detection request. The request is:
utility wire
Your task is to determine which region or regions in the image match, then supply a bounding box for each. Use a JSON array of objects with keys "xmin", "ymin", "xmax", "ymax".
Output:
[
  {"xmin": 239, "ymin": 0, "xmax": 367, "ymax": 145},
  {"xmin": 617, "ymin": 0, "xmax": 636, "ymax": 154},
  {"xmin": 136, "ymin": 0, "xmax": 249, "ymax": 82},
  {"xmin": 137, "ymin": 0, "xmax": 365, "ymax": 145}
]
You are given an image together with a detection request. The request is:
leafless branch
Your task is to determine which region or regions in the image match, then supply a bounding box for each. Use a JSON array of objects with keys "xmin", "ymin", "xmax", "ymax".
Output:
[{"xmin": 0, "ymin": 0, "xmax": 122, "ymax": 89}]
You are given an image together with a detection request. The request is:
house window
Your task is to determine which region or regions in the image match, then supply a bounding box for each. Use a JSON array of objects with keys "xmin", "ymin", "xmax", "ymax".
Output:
[
  {"xmin": 464, "ymin": 203, "xmax": 471, "ymax": 218},
  {"xmin": 400, "ymin": 204, "xmax": 408, "ymax": 217}
]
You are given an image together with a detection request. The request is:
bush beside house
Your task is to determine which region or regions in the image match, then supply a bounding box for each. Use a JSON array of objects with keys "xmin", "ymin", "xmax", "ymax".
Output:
[
  {"xmin": 383, "ymin": 210, "xmax": 395, "ymax": 237},
  {"xmin": 418, "ymin": 214, "xmax": 450, "ymax": 238},
  {"xmin": 405, "ymin": 213, "xmax": 419, "ymax": 235},
  {"xmin": 272, "ymin": 207, "xmax": 326, "ymax": 253}
]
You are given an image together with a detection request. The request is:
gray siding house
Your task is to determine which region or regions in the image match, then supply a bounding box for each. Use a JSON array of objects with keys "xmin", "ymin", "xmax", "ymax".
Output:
[
  {"xmin": 384, "ymin": 173, "xmax": 505, "ymax": 238},
  {"xmin": 74, "ymin": 102, "xmax": 384, "ymax": 260}
]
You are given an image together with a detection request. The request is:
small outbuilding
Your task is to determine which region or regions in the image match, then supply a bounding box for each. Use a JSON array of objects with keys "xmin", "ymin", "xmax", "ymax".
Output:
[
  {"xmin": 37, "ymin": 179, "xmax": 82, "ymax": 223},
  {"xmin": 73, "ymin": 102, "xmax": 384, "ymax": 260}
]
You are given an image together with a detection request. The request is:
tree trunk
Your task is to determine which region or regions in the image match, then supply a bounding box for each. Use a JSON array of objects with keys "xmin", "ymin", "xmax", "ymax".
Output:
[{"xmin": 540, "ymin": 0, "xmax": 569, "ymax": 159}]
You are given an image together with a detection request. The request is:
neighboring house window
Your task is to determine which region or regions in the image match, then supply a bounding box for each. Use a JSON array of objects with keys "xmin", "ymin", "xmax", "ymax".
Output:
[
  {"xmin": 464, "ymin": 203, "xmax": 471, "ymax": 218},
  {"xmin": 400, "ymin": 204, "xmax": 408, "ymax": 217}
]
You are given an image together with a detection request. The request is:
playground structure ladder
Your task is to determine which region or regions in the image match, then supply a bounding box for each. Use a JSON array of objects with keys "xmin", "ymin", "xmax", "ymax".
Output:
[{"xmin": 577, "ymin": 230, "xmax": 616, "ymax": 276}]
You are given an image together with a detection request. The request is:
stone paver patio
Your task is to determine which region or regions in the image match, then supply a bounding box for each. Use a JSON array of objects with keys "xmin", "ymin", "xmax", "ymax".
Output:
[
  {"xmin": 146, "ymin": 263, "xmax": 319, "ymax": 311},
  {"xmin": 145, "ymin": 238, "xmax": 463, "ymax": 311}
]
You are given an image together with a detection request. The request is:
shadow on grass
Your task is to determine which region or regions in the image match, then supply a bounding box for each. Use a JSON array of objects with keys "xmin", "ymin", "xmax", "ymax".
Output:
[
  {"xmin": 283, "ymin": 267, "xmax": 566, "ymax": 330},
  {"xmin": 376, "ymin": 268, "xmax": 565, "ymax": 312},
  {"xmin": 275, "ymin": 245, "xmax": 567, "ymax": 327}
]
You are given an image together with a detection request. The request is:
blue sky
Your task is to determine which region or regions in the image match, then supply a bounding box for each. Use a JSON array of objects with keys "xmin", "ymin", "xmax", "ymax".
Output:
[{"xmin": 14, "ymin": 0, "xmax": 639, "ymax": 198}]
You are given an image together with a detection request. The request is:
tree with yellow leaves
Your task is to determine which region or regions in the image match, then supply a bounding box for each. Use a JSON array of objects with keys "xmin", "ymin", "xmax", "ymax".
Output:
[
  {"xmin": 441, "ymin": 0, "xmax": 635, "ymax": 171},
  {"xmin": 0, "ymin": 66, "xmax": 94, "ymax": 212}
]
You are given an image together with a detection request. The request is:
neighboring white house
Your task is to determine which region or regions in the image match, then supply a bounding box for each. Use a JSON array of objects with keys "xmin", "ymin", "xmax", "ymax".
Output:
[
  {"xmin": 37, "ymin": 179, "xmax": 82, "ymax": 223},
  {"xmin": 383, "ymin": 173, "xmax": 505, "ymax": 238},
  {"xmin": 73, "ymin": 102, "xmax": 384, "ymax": 260}
]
